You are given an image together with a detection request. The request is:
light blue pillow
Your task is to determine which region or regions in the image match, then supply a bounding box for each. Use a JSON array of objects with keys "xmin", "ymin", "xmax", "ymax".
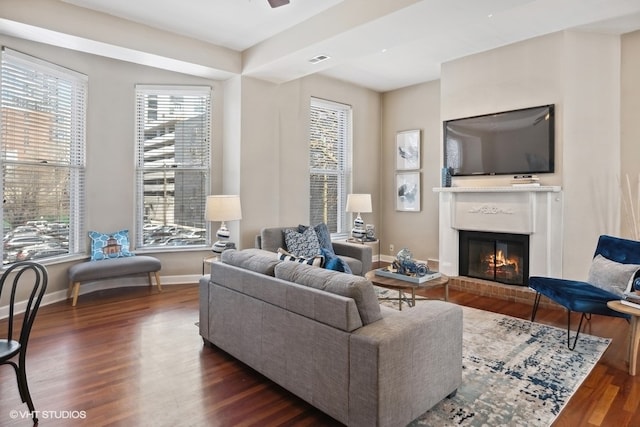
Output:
[
  {"xmin": 587, "ymin": 254, "xmax": 640, "ymax": 296},
  {"xmin": 89, "ymin": 229, "xmax": 135, "ymax": 261}
]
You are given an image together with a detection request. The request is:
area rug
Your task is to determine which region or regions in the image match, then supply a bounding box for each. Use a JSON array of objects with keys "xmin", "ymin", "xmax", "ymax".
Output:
[{"xmin": 374, "ymin": 290, "xmax": 611, "ymax": 427}]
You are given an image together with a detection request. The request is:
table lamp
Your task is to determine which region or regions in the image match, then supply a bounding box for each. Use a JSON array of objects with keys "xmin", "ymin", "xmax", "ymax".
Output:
[
  {"xmin": 346, "ymin": 194, "xmax": 372, "ymax": 240},
  {"xmin": 205, "ymin": 195, "xmax": 242, "ymax": 253}
]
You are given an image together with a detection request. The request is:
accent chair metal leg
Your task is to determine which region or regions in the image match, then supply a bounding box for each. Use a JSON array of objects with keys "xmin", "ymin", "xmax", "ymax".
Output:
[
  {"xmin": 531, "ymin": 292, "xmax": 542, "ymax": 322},
  {"xmin": 567, "ymin": 311, "xmax": 588, "ymax": 351}
]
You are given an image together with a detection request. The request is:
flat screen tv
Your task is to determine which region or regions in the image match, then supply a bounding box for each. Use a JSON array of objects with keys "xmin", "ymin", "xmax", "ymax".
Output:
[{"xmin": 443, "ymin": 104, "xmax": 555, "ymax": 176}]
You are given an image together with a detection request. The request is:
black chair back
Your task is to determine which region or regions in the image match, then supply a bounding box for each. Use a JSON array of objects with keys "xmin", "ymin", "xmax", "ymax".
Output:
[
  {"xmin": 0, "ymin": 261, "xmax": 48, "ymax": 423},
  {"xmin": 1, "ymin": 261, "xmax": 48, "ymax": 349}
]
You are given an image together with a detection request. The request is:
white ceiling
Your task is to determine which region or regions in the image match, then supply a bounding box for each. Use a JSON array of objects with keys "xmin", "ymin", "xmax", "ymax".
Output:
[{"xmin": 41, "ymin": 0, "xmax": 640, "ymax": 91}]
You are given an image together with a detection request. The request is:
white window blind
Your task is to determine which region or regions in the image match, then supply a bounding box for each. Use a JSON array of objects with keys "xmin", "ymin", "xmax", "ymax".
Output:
[
  {"xmin": 135, "ymin": 85, "xmax": 211, "ymax": 248},
  {"xmin": 0, "ymin": 48, "xmax": 87, "ymax": 264},
  {"xmin": 309, "ymin": 97, "xmax": 352, "ymax": 234}
]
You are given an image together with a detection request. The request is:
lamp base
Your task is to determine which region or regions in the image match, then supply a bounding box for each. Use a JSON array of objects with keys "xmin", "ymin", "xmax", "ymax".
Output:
[
  {"xmin": 212, "ymin": 240, "xmax": 228, "ymax": 254},
  {"xmin": 212, "ymin": 222, "xmax": 232, "ymax": 253},
  {"xmin": 352, "ymin": 214, "xmax": 366, "ymax": 240}
]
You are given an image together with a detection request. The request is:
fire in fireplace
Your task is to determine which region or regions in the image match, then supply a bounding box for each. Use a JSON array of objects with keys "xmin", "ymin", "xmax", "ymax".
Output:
[{"xmin": 459, "ymin": 231, "xmax": 530, "ymax": 286}]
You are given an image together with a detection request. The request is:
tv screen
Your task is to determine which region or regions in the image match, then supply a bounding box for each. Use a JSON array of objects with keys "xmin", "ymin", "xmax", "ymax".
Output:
[{"xmin": 443, "ymin": 105, "xmax": 555, "ymax": 176}]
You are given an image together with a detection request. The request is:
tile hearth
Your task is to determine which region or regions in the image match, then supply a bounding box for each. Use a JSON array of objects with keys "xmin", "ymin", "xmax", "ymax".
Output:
[{"xmin": 449, "ymin": 276, "xmax": 560, "ymax": 310}]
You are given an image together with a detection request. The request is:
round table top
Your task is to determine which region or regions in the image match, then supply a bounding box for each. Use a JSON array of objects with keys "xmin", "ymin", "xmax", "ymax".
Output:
[
  {"xmin": 607, "ymin": 300, "xmax": 640, "ymax": 316},
  {"xmin": 365, "ymin": 269, "xmax": 449, "ymax": 290}
]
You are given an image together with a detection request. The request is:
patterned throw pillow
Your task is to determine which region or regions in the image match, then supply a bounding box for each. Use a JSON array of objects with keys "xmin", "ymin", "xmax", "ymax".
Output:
[
  {"xmin": 277, "ymin": 248, "xmax": 323, "ymax": 267},
  {"xmin": 298, "ymin": 223, "xmax": 335, "ymax": 256},
  {"xmin": 89, "ymin": 229, "xmax": 135, "ymax": 261},
  {"xmin": 284, "ymin": 227, "xmax": 321, "ymax": 258}
]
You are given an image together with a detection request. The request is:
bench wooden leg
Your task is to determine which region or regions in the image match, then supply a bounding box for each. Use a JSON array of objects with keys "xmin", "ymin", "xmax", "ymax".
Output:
[
  {"xmin": 149, "ymin": 272, "xmax": 162, "ymax": 292},
  {"xmin": 71, "ymin": 282, "xmax": 81, "ymax": 307}
]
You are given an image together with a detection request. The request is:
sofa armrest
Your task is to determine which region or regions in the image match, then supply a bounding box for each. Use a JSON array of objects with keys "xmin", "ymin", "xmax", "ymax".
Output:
[
  {"xmin": 348, "ymin": 301, "xmax": 463, "ymax": 427},
  {"xmin": 332, "ymin": 241, "xmax": 372, "ymax": 274}
]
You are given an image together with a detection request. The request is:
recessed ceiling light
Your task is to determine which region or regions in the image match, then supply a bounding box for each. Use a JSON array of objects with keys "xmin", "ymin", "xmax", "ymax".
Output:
[
  {"xmin": 309, "ymin": 54, "xmax": 331, "ymax": 64},
  {"xmin": 267, "ymin": 0, "xmax": 290, "ymax": 8}
]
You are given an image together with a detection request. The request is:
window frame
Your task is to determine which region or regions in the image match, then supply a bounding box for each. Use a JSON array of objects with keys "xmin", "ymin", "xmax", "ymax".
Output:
[
  {"xmin": 0, "ymin": 47, "xmax": 87, "ymax": 265},
  {"xmin": 309, "ymin": 97, "xmax": 352, "ymax": 237},
  {"xmin": 134, "ymin": 85, "xmax": 212, "ymax": 250}
]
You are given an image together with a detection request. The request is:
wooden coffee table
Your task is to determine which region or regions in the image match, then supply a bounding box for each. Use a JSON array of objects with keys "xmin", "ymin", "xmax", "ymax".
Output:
[
  {"xmin": 365, "ymin": 270, "xmax": 449, "ymax": 310},
  {"xmin": 607, "ymin": 300, "xmax": 640, "ymax": 375}
]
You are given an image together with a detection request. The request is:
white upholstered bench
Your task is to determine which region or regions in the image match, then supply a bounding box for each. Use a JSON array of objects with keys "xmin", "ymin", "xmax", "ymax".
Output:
[{"xmin": 67, "ymin": 256, "xmax": 162, "ymax": 306}]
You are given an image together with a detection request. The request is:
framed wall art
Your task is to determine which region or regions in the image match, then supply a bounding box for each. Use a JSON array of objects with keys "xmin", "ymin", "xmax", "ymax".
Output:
[
  {"xmin": 395, "ymin": 129, "xmax": 421, "ymax": 170},
  {"xmin": 396, "ymin": 171, "xmax": 421, "ymax": 212}
]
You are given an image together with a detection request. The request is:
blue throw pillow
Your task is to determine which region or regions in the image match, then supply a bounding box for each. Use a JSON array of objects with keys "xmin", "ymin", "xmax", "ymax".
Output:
[
  {"xmin": 89, "ymin": 229, "xmax": 135, "ymax": 261},
  {"xmin": 321, "ymin": 247, "xmax": 352, "ymax": 274},
  {"xmin": 313, "ymin": 223, "xmax": 335, "ymax": 256}
]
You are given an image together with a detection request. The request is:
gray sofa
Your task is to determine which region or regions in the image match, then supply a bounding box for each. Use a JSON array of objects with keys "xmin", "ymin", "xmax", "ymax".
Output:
[
  {"xmin": 199, "ymin": 248, "xmax": 463, "ymax": 427},
  {"xmin": 255, "ymin": 226, "xmax": 372, "ymax": 276}
]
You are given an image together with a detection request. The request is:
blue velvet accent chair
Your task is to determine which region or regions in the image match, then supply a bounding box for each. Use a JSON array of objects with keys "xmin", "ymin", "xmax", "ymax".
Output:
[{"xmin": 530, "ymin": 235, "xmax": 640, "ymax": 350}]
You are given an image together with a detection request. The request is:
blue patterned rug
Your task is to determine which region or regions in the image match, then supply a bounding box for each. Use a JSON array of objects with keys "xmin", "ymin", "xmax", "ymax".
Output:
[
  {"xmin": 372, "ymin": 290, "xmax": 610, "ymax": 427},
  {"xmin": 404, "ymin": 305, "xmax": 610, "ymax": 427}
]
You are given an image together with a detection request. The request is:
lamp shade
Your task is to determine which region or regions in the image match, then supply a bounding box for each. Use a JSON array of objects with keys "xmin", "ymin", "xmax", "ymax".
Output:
[
  {"xmin": 205, "ymin": 195, "xmax": 242, "ymax": 222},
  {"xmin": 346, "ymin": 194, "xmax": 372, "ymax": 213}
]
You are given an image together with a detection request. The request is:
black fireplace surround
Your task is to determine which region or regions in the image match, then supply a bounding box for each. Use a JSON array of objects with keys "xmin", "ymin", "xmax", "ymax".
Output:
[{"xmin": 459, "ymin": 230, "xmax": 530, "ymax": 286}]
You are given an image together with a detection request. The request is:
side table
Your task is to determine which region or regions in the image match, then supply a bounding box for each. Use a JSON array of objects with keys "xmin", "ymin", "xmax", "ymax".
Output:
[
  {"xmin": 346, "ymin": 238, "xmax": 380, "ymax": 261},
  {"xmin": 202, "ymin": 255, "xmax": 219, "ymax": 275},
  {"xmin": 607, "ymin": 300, "xmax": 640, "ymax": 376}
]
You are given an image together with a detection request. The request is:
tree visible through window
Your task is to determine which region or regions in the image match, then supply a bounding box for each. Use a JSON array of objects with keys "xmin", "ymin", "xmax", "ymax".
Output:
[
  {"xmin": 0, "ymin": 48, "xmax": 87, "ymax": 265},
  {"xmin": 135, "ymin": 85, "xmax": 211, "ymax": 248},
  {"xmin": 309, "ymin": 98, "xmax": 351, "ymax": 234}
]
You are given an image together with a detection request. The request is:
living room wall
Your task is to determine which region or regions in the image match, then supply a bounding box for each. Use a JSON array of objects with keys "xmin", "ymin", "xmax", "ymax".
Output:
[
  {"xmin": 381, "ymin": 30, "xmax": 627, "ymax": 279},
  {"xmin": 0, "ymin": 33, "xmax": 222, "ymax": 298},
  {"xmin": 440, "ymin": 30, "xmax": 621, "ymax": 280},
  {"xmin": 621, "ymin": 30, "xmax": 640, "ymax": 240},
  {"xmin": 233, "ymin": 74, "xmax": 382, "ymax": 250},
  {"xmin": 0, "ymin": 29, "xmax": 382, "ymax": 303},
  {"xmin": 380, "ymin": 81, "xmax": 441, "ymax": 263}
]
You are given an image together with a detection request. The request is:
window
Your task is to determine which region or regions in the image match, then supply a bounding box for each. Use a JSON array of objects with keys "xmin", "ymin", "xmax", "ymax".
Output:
[
  {"xmin": 0, "ymin": 48, "xmax": 87, "ymax": 265},
  {"xmin": 309, "ymin": 98, "xmax": 352, "ymax": 234},
  {"xmin": 135, "ymin": 85, "xmax": 211, "ymax": 248}
]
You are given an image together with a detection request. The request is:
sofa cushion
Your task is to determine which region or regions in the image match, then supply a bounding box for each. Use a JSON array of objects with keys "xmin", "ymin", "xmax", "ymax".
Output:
[
  {"xmin": 587, "ymin": 254, "xmax": 640, "ymax": 296},
  {"xmin": 221, "ymin": 248, "xmax": 281, "ymax": 276},
  {"xmin": 284, "ymin": 227, "xmax": 321, "ymax": 258},
  {"xmin": 277, "ymin": 248, "xmax": 324, "ymax": 267},
  {"xmin": 274, "ymin": 261, "xmax": 382, "ymax": 325}
]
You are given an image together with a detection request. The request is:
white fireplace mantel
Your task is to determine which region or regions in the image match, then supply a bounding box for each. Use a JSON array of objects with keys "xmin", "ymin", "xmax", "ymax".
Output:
[{"xmin": 434, "ymin": 186, "xmax": 563, "ymax": 280}]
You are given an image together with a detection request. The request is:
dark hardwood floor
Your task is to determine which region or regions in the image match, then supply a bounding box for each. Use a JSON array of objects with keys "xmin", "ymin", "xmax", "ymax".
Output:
[{"xmin": 1, "ymin": 280, "xmax": 639, "ymax": 426}]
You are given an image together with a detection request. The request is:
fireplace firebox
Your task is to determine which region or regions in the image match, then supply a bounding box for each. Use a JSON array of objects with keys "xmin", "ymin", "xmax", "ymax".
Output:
[{"xmin": 459, "ymin": 231, "xmax": 530, "ymax": 286}]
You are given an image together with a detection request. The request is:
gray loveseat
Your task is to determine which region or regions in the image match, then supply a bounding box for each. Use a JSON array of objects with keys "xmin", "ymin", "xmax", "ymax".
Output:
[
  {"xmin": 199, "ymin": 248, "xmax": 463, "ymax": 427},
  {"xmin": 255, "ymin": 226, "xmax": 372, "ymax": 276}
]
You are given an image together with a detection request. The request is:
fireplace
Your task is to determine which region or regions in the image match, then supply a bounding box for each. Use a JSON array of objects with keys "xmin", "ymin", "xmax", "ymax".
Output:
[
  {"xmin": 459, "ymin": 230, "xmax": 530, "ymax": 286},
  {"xmin": 436, "ymin": 187, "xmax": 562, "ymax": 280}
]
